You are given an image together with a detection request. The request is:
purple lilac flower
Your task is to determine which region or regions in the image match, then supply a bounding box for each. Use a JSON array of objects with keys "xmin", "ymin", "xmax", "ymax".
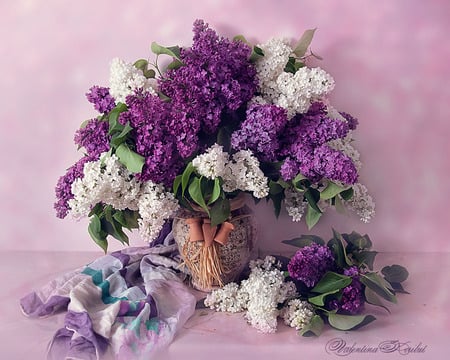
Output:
[
  {"xmin": 311, "ymin": 145, "xmax": 358, "ymax": 184},
  {"xmin": 278, "ymin": 102, "xmax": 358, "ymax": 184},
  {"xmin": 119, "ymin": 91, "xmax": 184, "ymax": 187},
  {"xmin": 285, "ymin": 102, "xmax": 350, "ymax": 147},
  {"xmin": 73, "ymin": 119, "xmax": 110, "ymax": 157},
  {"xmin": 280, "ymin": 157, "xmax": 301, "ymax": 181},
  {"xmin": 339, "ymin": 111, "xmax": 359, "ymax": 130},
  {"xmin": 86, "ymin": 86, "xmax": 116, "ymax": 113},
  {"xmin": 231, "ymin": 103, "xmax": 288, "ymax": 161},
  {"xmin": 328, "ymin": 266, "xmax": 365, "ymax": 314},
  {"xmin": 54, "ymin": 155, "xmax": 95, "ymax": 218},
  {"xmin": 159, "ymin": 20, "xmax": 257, "ymax": 142},
  {"xmin": 288, "ymin": 243, "xmax": 335, "ymax": 287}
]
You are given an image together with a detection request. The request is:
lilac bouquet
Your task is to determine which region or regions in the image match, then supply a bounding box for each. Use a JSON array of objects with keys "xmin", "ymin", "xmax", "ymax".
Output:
[
  {"xmin": 205, "ymin": 230, "xmax": 409, "ymax": 335},
  {"xmin": 55, "ymin": 20, "xmax": 375, "ymax": 251}
]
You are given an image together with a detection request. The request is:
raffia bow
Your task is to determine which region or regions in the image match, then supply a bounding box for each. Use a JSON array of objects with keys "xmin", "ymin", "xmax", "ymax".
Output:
[
  {"xmin": 185, "ymin": 218, "xmax": 235, "ymax": 246},
  {"xmin": 181, "ymin": 218, "xmax": 235, "ymax": 290}
]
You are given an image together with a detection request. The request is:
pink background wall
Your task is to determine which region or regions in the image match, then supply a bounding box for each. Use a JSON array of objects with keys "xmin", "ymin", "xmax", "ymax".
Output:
[{"xmin": 1, "ymin": 0, "xmax": 449, "ymax": 253}]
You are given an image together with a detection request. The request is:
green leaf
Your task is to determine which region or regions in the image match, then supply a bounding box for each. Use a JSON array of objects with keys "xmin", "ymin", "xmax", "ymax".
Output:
[
  {"xmin": 308, "ymin": 288, "xmax": 341, "ymax": 306},
  {"xmin": 181, "ymin": 163, "xmax": 195, "ymax": 195},
  {"xmin": 328, "ymin": 313, "xmax": 376, "ymax": 331},
  {"xmin": 293, "ymin": 173, "xmax": 307, "ymax": 185},
  {"xmin": 173, "ymin": 175, "xmax": 182, "ymax": 195},
  {"xmin": 88, "ymin": 214, "xmax": 108, "ymax": 253},
  {"xmin": 311, "ymin": 271, "xmax": 352, "ymax": 294},
  {"xmin": 158, "ymin": 92, "xmax": 171, "ymax": 102},
  {"xmin": 328, "ymin": 229, "xmax": 353, "ymax": 267},
  {"xmin": 390, "ymin": 282, "xmax": 410, "ymax": 294},
  {"xmin": 207, "ymin": 178, "xmax": 221, "ymax": 205},
  {"xmin": 381, "ymin": 265, "xmax": 409, "ymax": 283},
  {"xmin": 108, "ymin": 103, "xmax": 128, "ymax": 134},
  {"xmin": 233, "ymin": 35, "xmax": 249, "ymax": 43},
  {"xmin": 112, "ymin": 210, "xmax": 128, "ymax": 228},
  {"xmin": 115, "ymin": 143, "xmax": 145, "ymax": 173},
  {"xmin": 103, "ymin": 218, "xmax": 129, "ymax": 245},
  {"xmin": 188, "ymin": 178, "xmax": 209, "ymax": 214},
  {"xmin": 284, "ymin": 57, "xmax": 297, "ymax": 74},
  {"xmin": 320, "ymin": 181, "xmax": 348, "ymax": 200},
  {"xmin": 360, "ymin": 273, "xmax": 397, "ymax": 304},
  {"xmin": 364, "ymin": 287, "xmax": 391, "ymax": 313},
  {"xmin": 79, "ymin": 119, "xmax": 91, "ymax": 129},
  {"xmin": 333, "ymin": 194, "xmax": 347, "ymax": 213},
  {"xmin": 304, "ymin": 188, "xmax": 321, "ymax": 213},
  {"xmin": 166, "ymin": 59, "xmax": 183, "ymax": 71},
  {"xmin": 110, "ymin": 123, "xmax": 133, "ymax": 148},
  {"xmin": 342, "ymin": 231, "xmax": 373, "ymax": 250},
  {"xmin": 340, "ymin": 187, "xmax": 354, "ymax": 201},
  {"xmin": 270, "ymin": 191, "xmax": 284, "ymax": 218},
  {"xmin": 121, "ymin": 209, "xmax": 140, "ymax": 229},
  {"xmin": 143, "ymin": 69, "xmax": 156, "ymax": 78},
  {"xmin": 133, "ymin": 59, "xmax": 148, "ymax": 70},
  {"xmin": 150, "ymin": 41, "xmax": 182, "ymax": 61},
  {"xmin": 88, "ymin": 203, "xmax": 104, "ymax": 217},
  {"xmin": 210, "ymin": 197, "xmax": 230, "ymax": 227},
  {"xmin": 293, "ymin": 28, "xmax": 317, "ymax": 58},
  {"xmin": 299, "ymin": 315, "xmax": 323, "ymax": 337},
  {"xmin": 103, "ymin": 206, "xmax": 129, "ymax": 245},
  {"xmin": 269, "ymin": 180, "xmax": 284, "ymax": 195},
  {"xmin": 281, "ymin": 235, "xmax": 325, "ymax": 248},
  {"xmin": 352, "ymin": 251, "xmax": 378, "ymax": 270},
  {"xmin": 306, "ymin": 204, "xmax": 322, "ymax": 229},
  {"xmin": 250, "ymin": 45, "xmax": 264, "ymax": 62}
]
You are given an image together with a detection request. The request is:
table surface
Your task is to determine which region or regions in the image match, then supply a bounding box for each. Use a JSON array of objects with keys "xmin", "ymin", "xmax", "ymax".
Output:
[{"xmin": 1, "ymin": 250, "xmax": 448, "ymax": 360}]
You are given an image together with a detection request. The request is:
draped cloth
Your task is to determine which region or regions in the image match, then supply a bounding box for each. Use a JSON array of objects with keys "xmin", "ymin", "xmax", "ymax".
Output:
[{"xmin": 20, "ymin": 233, "xmax": 196, "ymax": 359}]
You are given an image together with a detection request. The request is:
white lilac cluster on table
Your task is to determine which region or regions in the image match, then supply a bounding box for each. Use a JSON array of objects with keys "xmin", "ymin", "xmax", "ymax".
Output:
[{"xmin": 54, "ymin": 20, "xmax": 375, "ymax": 251}]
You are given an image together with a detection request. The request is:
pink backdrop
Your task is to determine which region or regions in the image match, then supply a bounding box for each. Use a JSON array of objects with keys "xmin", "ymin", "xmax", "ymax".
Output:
[{"xmin": 1, "ymin": 0, "xmax": 449, "ymax": 253}]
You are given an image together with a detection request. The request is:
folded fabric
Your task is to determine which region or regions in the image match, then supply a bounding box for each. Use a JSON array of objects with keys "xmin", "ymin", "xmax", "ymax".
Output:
[{"xmin": 20, "ymin": 233, "xmax": 196, "ymax": 359}]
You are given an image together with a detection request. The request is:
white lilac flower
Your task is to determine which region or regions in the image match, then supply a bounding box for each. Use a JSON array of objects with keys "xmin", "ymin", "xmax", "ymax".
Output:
[
  {"xmin": 191, "ymin": 144, "xmax": 228, "ymax": 179},
  {"xmin": 255, "ymin": 38, "xmax": 292, "ymax": 89},
  {"xmin": 109, "ymin": 58, "xmax": 156, "ymax": 103},
  {"xmin": 205, "ymin": 256, "xmax": 297, "ymax": 334},
  {"xmin": 69, "ymin": 153, "xmax": 141, "ymax": 218},
  {"xmin": 273, "ymin": 67, "xmax": 335, "ymax": 118},
  {"xmin": 203, "ymin": 283, "xmax": 247, "ymax": 313},
  {"xmin": 222, "ymin": 150, "xmax": 269, "ymax": 198},
  {"xmin": 69, "ymin": 152, "xmax": 179, "ymax": 242},
  {"xmin": 344, "ymin": 183, "xmax": 375, "ymax": 223},
  {"xmin": 191, "ymin": 145, "xmax": 269, "ymax": 198},
  {"xmin": 255, "ymin": 38, "xmax": 335, "ymax": 118},
  {"xmin": 280, "ymin": 299, "xmax": 314, "ymax": 330},
  {"xmin": 137, "ymin": 181, "xmax": 180, "ymax": 242},
  {"xmin": 284, "ymin": 188, "xmax": 306, "ymax": 222}
]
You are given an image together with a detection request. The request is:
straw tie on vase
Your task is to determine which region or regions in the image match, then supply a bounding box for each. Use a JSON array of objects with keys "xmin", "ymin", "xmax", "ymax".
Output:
[{"xmin": 183, "ymin": 217, "xmax": 235, "ymax": 290}]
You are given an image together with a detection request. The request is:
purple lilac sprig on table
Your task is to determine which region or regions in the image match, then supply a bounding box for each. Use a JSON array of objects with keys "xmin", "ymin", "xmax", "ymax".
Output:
[
  {"xmin": 287, "ymin": 243, "xmax": 335, "ymax": 287},
  {"xmin": 328, "ymin": 266, "xmax": 365, "ymax": 314},
  {"xmin": 280, "ymin": 230, "xmax": 409, "ymax": 335}
]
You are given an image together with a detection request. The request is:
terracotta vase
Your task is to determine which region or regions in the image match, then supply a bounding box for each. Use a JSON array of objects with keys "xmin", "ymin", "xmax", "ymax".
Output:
[{"xmin": 172, "ymin": 200, "xmax": 257, "ymax": 292}]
